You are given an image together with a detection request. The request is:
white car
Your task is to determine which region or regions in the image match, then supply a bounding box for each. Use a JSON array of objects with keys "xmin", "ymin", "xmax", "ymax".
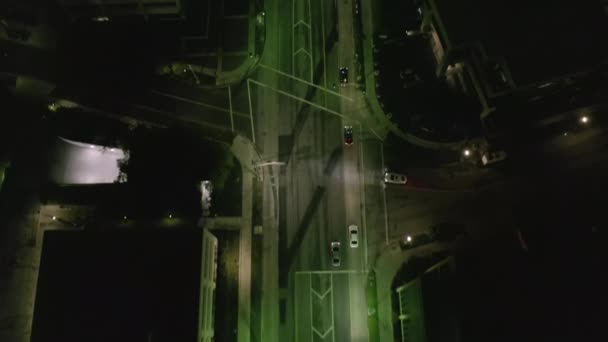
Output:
[
  {"xmin": 349, "ymin": 225, "xmax": 359, "ymax": 248},
  {"xmin": 384, "ymin": 172, "xmax": 407, "ymax": 184},
  {"xmin": 330, "ymin": 242, "xmax": 341, "ymax": 266},
  {"xmin": 481, "ymin": 151, "xmax": 507, "ymax": 166}
]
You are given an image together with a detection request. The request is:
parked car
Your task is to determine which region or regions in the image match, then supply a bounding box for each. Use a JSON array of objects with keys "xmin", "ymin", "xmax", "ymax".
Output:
[
  {"xmin": 330, "ymin": 242, "xmax": 341, "ymax": 266},
  {"xmin": 344, "ymin": 125, "xmax": 353, "ymax": 145},
  {"xmin": 349, "ymin": 225, "xmax": 359, "ymax": 248},
  {"xmin": 384, "ymin": 172, "xmax": 407, "ymax": 184},
  {"xmin": 430, "ymin": 223, "xmax": 468, "ymax": 241},
  {"xmin": 399, "ymin": 233, "xmax": 432, "ymax": 251},
  {"xmin": 481, "ymin": 151, "xmax": 507, "ymax": 166},
  {"xmin": 339, "ymin": 67, "xmax": 348, "ymax": 86}
]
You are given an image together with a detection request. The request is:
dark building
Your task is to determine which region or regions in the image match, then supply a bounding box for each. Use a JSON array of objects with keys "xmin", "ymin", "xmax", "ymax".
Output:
[
  {"xmin": 395, "ymin": 257, "xmax": 458, "ymax": 342},
  {"xmin": 30, "ymin": 228, "xmax": 217, "ymax": 342},
  {"xmin": 56, "ymin": 0, "xmax": 183, "ymax": 22},
  {"xmin": 418, "ymin": 0, "xmax": 608, "ymax": 120}
]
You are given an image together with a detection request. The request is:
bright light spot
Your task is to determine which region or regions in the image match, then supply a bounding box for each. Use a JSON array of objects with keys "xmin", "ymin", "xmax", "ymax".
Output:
[
  {"xmin": 580, "ymin": 116, "xmax": 589, "ymax": 124},
  {"xmin": 406, "ymin": 235, "xmax": 412, "ymax": 242},
  {"xmin": 48, "ymin": 103, "xmax": 57, "ymax": 112},
  {"xmin": 123, "ymin": 215, "xmax": 127, "ymax": 220},
  {"xmin": 169, "ymin": 214, "xmax": 173, "ymax": 219},
  {"xmin": 110, "ymin": 148, "xmax": 115, "ymax": 152},
  {"xmin": 563, "ymin": 132, "xmax": 568, "ymax": 136},
  {"xmin": 52, "ymin": 216, "xmax": 56, "ymax": 221},
  {"xmin": 463, "ymin": 149, "xmax": 471, "ymax": 157},
  {"xmin": 50, "ymin": 137, "xmax": 126, "ymax": 184},
  {"xmin": 93, "ymin": 16, "xmax": 110, "ymax": 22}
]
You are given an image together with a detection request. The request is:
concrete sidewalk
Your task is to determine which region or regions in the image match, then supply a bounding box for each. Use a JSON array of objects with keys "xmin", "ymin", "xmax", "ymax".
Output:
[{"xmin": 230, "ymin": 135, "xmax": 262, "ymax": 342}]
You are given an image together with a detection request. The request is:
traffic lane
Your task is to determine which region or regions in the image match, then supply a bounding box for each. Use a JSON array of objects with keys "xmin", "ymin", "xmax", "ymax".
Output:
[
  {"xmin": 361, "ymin": 139, "xmax": 386, "ymax": 263},
  {"xmin": 347, "ymin": 272, "xmax": 369, "ymax": 342},
  {"xmin": 336, "ymin": 0, "xmax": 357, "ymax": 78},
  {"xmin": 342, "ymin": 134, "xmax": 364, "ymax": 271},
  {"xmin": 286, "ymin": 110, "xmax": 346, "ymax": 271},
  {"xmin": 322, "ymin": 122, "xmax": 348, "ymax": 270},
  {"xmin": 332, "ymin": 273, "xmax": 352, "ymax": 341}
]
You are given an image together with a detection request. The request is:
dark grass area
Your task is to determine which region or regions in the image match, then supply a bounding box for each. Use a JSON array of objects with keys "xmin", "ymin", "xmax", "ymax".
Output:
[
  {"xmin": 390, "ymin": 117, "xmax": 608, "ymax": 341},
  {"xmin": 211, "ymin": 156, "xmax": 242, "ymax": 217},
  {"xmin": 213, "ymin": 230, "xmax": 240, "ymax": 342}
]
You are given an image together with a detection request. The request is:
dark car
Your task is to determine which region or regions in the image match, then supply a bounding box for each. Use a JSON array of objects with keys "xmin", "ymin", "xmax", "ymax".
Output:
[
  {"xmin": 330, "ymin": 242, "xmax": 341, "ymax": 266},
  {"xmin": 430, "ymin": 223, "xmax": 468, "ymax": 241},
  {"xmin": 339, "ymin": 67, "xmax": 348, "ymax": 86},
  {"xmin": 344, "ymin": 125, "xmax": 353, "ymax": 145},
  {"xmin": 399, "ymin": 233, "xmax": 432, "ymax": 251}
]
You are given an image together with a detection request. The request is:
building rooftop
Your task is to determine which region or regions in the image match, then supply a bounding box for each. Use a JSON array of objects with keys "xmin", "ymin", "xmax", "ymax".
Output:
[
  {"xmin": 432, "ymin": 0, "xmax": 608, "ymax": 84},
  {"xmin": 31, "ymin": 228, "xmax": 204, "ymax": 342}
]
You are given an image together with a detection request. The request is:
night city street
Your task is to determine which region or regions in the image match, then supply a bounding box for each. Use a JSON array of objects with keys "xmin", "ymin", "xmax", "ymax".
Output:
[{"xmin": 1, "ymin": 0, "xmax": 608, "ymax": 342}]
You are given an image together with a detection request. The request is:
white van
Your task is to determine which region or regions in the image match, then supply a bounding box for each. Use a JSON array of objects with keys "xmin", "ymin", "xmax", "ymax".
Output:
[
  {"xmin": 481, "ymin": 151, "xmax": 507, "ymax": 166},
  {"xmin": 384, "ymin": 172, "xmax": 407, "ymax": 184}
]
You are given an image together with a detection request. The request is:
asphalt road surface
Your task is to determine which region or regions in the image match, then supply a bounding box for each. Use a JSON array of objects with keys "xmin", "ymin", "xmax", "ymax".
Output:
[{"xmin": 252, "ymin": 0, "xmax": 375, "ymax": 341}]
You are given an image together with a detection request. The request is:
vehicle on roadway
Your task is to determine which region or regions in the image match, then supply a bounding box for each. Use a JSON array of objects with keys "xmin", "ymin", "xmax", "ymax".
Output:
[
  {"xmin": 481, "ymin": 150, "xmax": 507, "ymax": 166},
  {"xmin": 384, "ymin": 172, "xmax": 407, "ymax": 184},
  {"xmin": 349, "ymin": 225, "xmax": 359, "ymax": 248},
  {"xmin": 330, "ymin": 242, "xmax": 341, "ymax": 266},
  {"xmin": 339, "ymin": 67, "xmax": 348, "ymax": 86},
  {"xmin": 344, "ymin": 125, "xmax": 353, "ymax": 145}
]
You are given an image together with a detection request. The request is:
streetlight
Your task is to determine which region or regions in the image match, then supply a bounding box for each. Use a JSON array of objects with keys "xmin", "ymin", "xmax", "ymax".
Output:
[
  {"xmin": 580, "ymin": 116, "xmax": 589, "ymax": 124},
  {"xmin": 463, "ymin": 149, "xmax": 471, "ymax": 157},
  {"xmin": 168, "ymin": 214, "xmax": 173, "ymax": 219},
  {"xmin": 52, "ymin": 216, "xmax": 56, "ymax": 221},
  {"xmin": 406, "ymin": 235, "xmax": 412, "ymax": 243}
]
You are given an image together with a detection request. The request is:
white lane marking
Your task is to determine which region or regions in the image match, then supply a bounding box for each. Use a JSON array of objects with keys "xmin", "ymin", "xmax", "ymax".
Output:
[
  {"xmin": 293, "ymin": 47, "xmax": 312, "ymax": 57},
  {"xmin": 228, "ymin": 85, "xmax": 234, "ymax": 132},
  {"xmin": 149, "ymin": 90, "xmax": 250, "ymax": 118},
  {"xmin": 311, "ymin": 286, "xmax": 332, "ymax": 300},
  {"xmin": 246, "ymin": 80, "xmax": 256, "ymax": 143},
  {"xmin": 247, "ymin": 79, "xmax": 347, "ymax": 118},
  {"xmin": 357, "ymin": 123, "xmax": 369, "ymax": 271},
  {"xmin": 295, "ymin": 270, "xmax": 365, "ymax": 275},
  {"xmin": 293, "ymin": 19, "xmax": 311, "ymax": 29},
  {"xmin": 259, "ymin": 63, "xmax": 354, "ymax": 101},
  {"xmin": 330, "ymin": 273, "xmax": 336, "ymax": 342},
  {"xmin": 380, "ymin": 143, "xmax": 389, "ymax": 245}
]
